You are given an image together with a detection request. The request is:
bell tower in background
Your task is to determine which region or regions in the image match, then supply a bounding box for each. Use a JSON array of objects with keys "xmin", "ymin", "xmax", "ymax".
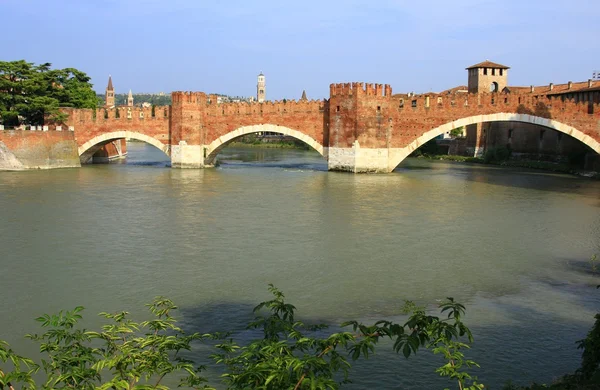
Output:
[{"xmin": 257, "ymin": 72, "xmax": 266, "ymax": 103}]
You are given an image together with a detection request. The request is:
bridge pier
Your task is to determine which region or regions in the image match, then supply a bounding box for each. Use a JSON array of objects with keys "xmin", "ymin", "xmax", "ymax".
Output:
[
  {"xmin": 170, "ymin": 143, "xmax": 211, "ymax": 169},
  {"xmin": 328, "ymin": 142, "xmax": 393, "ymax": 173},
  {"xmin": 465, "ymin": 123, "xmax": 488, "ymax": 157}
]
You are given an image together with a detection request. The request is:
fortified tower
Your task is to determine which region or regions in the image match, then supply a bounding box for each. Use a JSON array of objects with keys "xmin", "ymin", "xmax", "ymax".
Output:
[
  {"xmin": 170, "ymin": 91, "xmax": 207, "ymax": 168},
  {"xmin": 465, "ymin": 60, "xmax": 510, "ymax": 156},
  {"xmin": 257, "ymin": 72, "xmax": 266, "ymax": 103},
  {"xmin": 467, "ymin": 60, "xmax": 509, "ymax": 93},
  {"xmin": 127, "ymin": 89, "xmax": 134, "ymax": 107},
  {"xmin": 105, "ymin": 76, "xmax": 115, "ymax": 107},
  {"xmin": 328, "ymin": 82, "xmax": 393, "ymax": 172}
]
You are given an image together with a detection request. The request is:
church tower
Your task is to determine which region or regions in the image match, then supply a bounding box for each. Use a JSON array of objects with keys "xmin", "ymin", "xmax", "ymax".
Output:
[
  {"xmin": 466, "ymin": 60, "xmax": 509, "ymax": 93},
  {"xmin": 257, "ymin": 72, "xmax": 266, "ymax": 103},
  {"xmin": 105, "ymin": 75, "xmax": 115, "ymax": 107},
  {"xmin": 127, "ymin": 89, "xmax": 134, "ymax": 107}
]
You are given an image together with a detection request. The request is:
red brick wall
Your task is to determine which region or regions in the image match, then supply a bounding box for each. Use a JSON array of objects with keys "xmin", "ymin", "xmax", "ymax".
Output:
[
  {"xmin": 62, "ymin": 106, "xmax": 171, "ymax": 150},
  {"xmin": 170, "ymin": 92, "xmax": 326, "ymax": 147},
  {"xmin": 60, "ymin": 88, "xmax": 600, "ymax": 160},
  {"xmin": 0, "ymin": 129, "xmax": 80, "ymax": 168}
]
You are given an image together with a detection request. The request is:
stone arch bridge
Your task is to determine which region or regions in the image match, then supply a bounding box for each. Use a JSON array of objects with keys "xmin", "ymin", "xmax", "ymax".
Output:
[{"xmin": 60, "ymin": 82, "xmax": 600, "ymax": 173}]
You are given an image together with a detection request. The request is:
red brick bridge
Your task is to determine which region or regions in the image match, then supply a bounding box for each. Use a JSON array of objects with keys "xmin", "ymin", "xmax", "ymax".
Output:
[{"xmin": 60, "ymin": 82, "xmax": 600, "ymax": 173}]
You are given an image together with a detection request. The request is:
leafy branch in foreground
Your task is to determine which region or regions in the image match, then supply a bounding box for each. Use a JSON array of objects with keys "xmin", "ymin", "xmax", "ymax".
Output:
[
  {"xmin": 213, "ymin": 284, "xmax": 483, "ymax": 389},
  {"xmin": 20, "ymin": 298, "xmax": 214, "ymax": 390},
  {"xmin": 91, "ymin": 297, "xmax": 214, "ymax": 389},
  {"xmin": 212, "ymin": 284, "xmax": 355, "ymax": 390},
  {"xmin": 344, "ymin": 298, "xmax": 483, "ymax": 390},
  {"xmin": 0, "ymin": 340, "xmax": 37, "ymax": 390},
  {"xmin": 1, "ymin": 286, "xmax": 483, "ymax": 389}
]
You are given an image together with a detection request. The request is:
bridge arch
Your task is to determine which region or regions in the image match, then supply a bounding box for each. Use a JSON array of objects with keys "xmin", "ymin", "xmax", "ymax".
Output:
[
  {"xmin": 389, "ymin": 113, "xmax": 600, "ymax": 171},
  {"xmin": 204, "ymin": 124, "xmax": 325, "ymax": 164},
  {"xmin": 78, "ymin": 131, "xmax": 170, "ymax": 163}
]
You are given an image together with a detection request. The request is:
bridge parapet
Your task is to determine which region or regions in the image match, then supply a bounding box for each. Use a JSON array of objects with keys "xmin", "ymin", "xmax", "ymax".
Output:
[
  {"xmin": 60, "ymin": 106, "xmax": 171, "ymax": 125},
  {"xmin": 215, "ymin": 99, "xmax": 326, "ymax": 116},
  {"xmin": 0, "ymin": 124, "xmax": 72, "ymax": 131},
  {"xmin": 330, "ymin": 82, "xmax": 393, "ymax": 97},
  {"xmin": 391, "ymin": 91, "xmax": 599, "ymax": 117}
]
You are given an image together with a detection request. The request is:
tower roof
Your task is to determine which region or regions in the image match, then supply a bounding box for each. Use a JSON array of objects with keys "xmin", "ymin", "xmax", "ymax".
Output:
[
  {"xmin": 301, "ymin": 90, "xmax": 307, "ymax": 100},
  {"xmin": 107, "ymin": 75, "xmax": 114, "ymax": 90},
  {"xmin": 466, "ymin": 60, "xmax": 510, "ymax": 70},
  {"xmin": 128, "ymin": 89, "xmax": 133, "ymax": 98}
]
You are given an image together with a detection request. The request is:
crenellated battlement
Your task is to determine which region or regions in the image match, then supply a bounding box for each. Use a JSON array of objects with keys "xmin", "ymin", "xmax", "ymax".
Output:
[
  {"xmin": 171, "ymin": 91, "xmax": 208, "ymax": 104},
  {"xmin": 390, "ymin": 91, "xmax": 600, "ymax": 115},
  {"xmin": 329, "ymin": 82, "xmax": 393, "ymax": 97},
  {"xmin": 183, "ymin": 96, "xmax": 329, "ymax": 117},
  {"xmin": 59, "ymin": 105, "xmax": 171, "ymax": 125}
]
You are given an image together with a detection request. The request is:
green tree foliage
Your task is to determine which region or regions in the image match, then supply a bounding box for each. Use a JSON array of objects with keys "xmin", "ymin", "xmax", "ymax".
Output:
[
  {"xmin": 215, "ymin": 285, "xmax": 482, "ymax": 389},
  {"xmin": 0, "ymin": 287, "xmax": 484, "ymax": 389},
  {"xmin": 450, "ymin": 127, "xmax": 465, "ymax": 138},
  {"xmin": 0, "ymin": 60, "xmax": 97, "ymax": 126}
]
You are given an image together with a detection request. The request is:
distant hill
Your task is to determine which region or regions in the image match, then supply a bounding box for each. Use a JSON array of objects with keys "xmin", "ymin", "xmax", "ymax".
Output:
[
  {"xmin": 97, "ymin": 93, "xmax": 172, "ymax": 106},
  {"xmin": 97, "ymin": 93, "xmax": 255, "ymax": 107}
]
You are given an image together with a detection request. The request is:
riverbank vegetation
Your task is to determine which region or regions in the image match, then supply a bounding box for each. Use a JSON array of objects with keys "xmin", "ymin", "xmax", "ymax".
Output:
[
  {"xmin": 0, "ymin": 60, "xmax": 97, "ymax": 126},
  {"xmin": 412, "ymin": 141, "xmax": 599, "ymax": 178},
  {"xmin": 229, "ymin": 134, "xmax": 311, "ymax": 150},
  {"xmin": 2, "ymin": 279, "xmax": 599, "ymax": 389}
]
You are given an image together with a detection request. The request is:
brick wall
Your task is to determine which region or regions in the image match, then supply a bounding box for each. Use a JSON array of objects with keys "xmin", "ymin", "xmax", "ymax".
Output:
[{"xmin": 0, "ymin": 129, "xmax": 80, "ymax": 169}]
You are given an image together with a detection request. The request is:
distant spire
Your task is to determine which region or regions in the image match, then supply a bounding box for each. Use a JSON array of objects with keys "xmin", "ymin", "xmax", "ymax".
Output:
[
  {"xmin": 107, "ymin": 75, "xmax": 114, "ymax": 91},
  {"xmin": 127, "ymin": 89, "xmax": 134, "ymax": 107},
  {"xmin": 301, "ymin": 90, "xmax": 307, "ymax": 101}
]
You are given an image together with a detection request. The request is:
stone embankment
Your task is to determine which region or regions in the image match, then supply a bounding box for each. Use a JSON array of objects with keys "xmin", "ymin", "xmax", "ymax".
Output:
[{"xmin": 0, "ymin": 126, "xmax": 80, "ymax": 170}]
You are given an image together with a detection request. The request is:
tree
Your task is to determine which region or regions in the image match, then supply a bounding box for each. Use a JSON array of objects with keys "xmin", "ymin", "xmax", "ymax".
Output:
[
  {"xmin": 0, "ymin": 287, "xmax": 483, "ymax": 390},
  {"xmin": 0, "ymin": 60, "xmax": 97, "ymax": 126},
  {"xmin": 214, "ymin": 285, "xmax": 483, "ymax": 390},
  {"xmin": 450, "ymin": 126, "xmax": 465, "ymax": 138},
  {"xmin": 3, "ymin": 298, "xmax": 214, "ymax": 390}
]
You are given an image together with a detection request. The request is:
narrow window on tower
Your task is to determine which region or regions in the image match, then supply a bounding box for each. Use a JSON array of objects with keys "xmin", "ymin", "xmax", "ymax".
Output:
[
  {"xmin": 492, "ymin": 68, "xmax": 496, "ymax": 76},
  {"xmin": 483, "ymin": 68, "xmax": 488, "ymax": 75},
  {"xmin": 336, "ymin": 106, "xmax": 340, "ymax": 112}
]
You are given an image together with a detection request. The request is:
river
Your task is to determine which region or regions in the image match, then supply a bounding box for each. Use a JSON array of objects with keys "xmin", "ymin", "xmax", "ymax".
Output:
[{"xmin": 1, "ymin": 142, "xmax": 599, "ymax": 389}]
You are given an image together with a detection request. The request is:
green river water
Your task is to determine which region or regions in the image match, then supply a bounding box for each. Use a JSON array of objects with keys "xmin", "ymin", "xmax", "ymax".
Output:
[{"xmin": 1, "ymin": 142, "xmax": 599, "ymax": 389}]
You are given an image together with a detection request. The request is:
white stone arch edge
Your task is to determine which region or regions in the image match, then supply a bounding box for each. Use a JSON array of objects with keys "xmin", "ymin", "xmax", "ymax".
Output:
[
  {"xmin": 204, "ymin": 124, "xmax": 325, "ymax": 163},
  {"xmin": 78, "ymin": 131, "xmax": 170, "ymax": 157},
  {"xmin": 388, "ymin": 113, "xmax": 600, "ymax": 172}
]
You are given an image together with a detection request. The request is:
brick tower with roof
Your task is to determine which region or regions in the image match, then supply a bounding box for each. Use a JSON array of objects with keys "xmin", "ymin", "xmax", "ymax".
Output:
[{"xmin": 467, "ymin": 60, "xmax": 509, "ymax": 93}]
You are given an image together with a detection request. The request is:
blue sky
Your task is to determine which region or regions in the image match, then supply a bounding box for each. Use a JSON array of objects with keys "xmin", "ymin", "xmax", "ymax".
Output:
[{"xmin": 4, "ymin": 0, "xmax": 599, "ymax": 99}]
